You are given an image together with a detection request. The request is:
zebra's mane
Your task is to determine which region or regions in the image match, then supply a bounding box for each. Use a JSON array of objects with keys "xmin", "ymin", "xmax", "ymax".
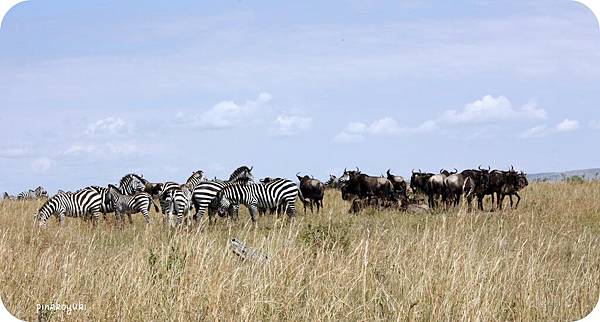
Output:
[
  {"xmin": 119, "ymin": 173, "xmax": 147, "ymax": 187},
  {"xmin": 186, "ymin": 170, "xmax": 204, "ymax": 184},
  {"xmin": 228, "ymin": 166, "xmax": 253, "ymax": 183}
]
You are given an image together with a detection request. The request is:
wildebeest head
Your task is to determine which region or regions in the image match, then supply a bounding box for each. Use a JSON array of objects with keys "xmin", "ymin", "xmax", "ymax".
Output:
[
  {"xmin": 340, "ymin": 167, "xmax": 361, "ymax": 183},
  {"xmin": 439, "ymin": 169, "xmax": 451, "ymax": 177},
  {"xmin": 518, "ymin": 172, "xmax": 529, "ymax": 190},
  {"xmin": 410, "ymin": 169, "xmax": 433, "ymax": 194}
]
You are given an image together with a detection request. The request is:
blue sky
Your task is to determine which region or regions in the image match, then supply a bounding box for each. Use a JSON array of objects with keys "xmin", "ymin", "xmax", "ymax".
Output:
[{"xmin": 0, "ymin": 0, "xmax": 599, "ymax": 193}]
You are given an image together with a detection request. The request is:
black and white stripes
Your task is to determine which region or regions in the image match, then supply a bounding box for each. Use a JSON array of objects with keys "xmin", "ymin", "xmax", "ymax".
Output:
[
  {"xmin": 35, "ymin": 189, "xmax": 104, "ymax": 227},
  {"xmin": 107, "ymin": 185, "xmax": 158, "ymax": 224},
  {"xmin": 216, "ymin": 178, "xmax": 300, "ymax": 222}
]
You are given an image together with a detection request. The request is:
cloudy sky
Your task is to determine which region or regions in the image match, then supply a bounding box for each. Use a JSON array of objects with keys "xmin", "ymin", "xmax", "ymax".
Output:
[{"xmin": 0, "ymin": 0, "xmax": 599, "ymax": 193}]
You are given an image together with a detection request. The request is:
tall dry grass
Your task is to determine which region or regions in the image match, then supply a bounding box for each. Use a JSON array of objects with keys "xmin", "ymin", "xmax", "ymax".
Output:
[{"xmin": 0, "ymin": 182, "xmax": 599, "ymax": 321}]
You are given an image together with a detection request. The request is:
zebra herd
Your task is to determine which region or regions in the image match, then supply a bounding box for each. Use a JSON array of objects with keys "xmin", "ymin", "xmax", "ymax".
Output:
[
  {"xmin": 2, "ymin": 186, "xmax": 48, "ymax": 201},
  {"xmin": 4, "ymin": 166, "xmax": 302, "ymax": 228}
]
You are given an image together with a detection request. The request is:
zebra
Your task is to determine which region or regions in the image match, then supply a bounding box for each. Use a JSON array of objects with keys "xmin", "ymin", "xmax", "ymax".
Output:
[
  {"xmin": 159, "ymin": 170, "xmax": 205, "ymax": 226},
  {"xmin": 215, "ymin": 178, "xmax": 300, "ymax": 222},
  {"xmin": 35, "ymin": 189, "xmax": 105, "ymax": 227},
  {"xmin": 17, "ymin": 186, "xmax": 48, "ymax": 200},
  {"xmin": 191, "ymin": 166, "xmax": 254, "ymax": 222},
  {"xmin": 106, "ymin": 184, "xmax": 158, "ymax": 224},
  {"xmin": 118, "ymin": 173, "xmax": 147, "ymax": 195}
]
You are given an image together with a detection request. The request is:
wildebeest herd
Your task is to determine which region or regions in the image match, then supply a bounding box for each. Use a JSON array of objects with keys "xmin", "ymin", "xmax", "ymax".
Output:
[{"xmin": 1, "ymin": 165, "xmax": 528, "ymax": 228}]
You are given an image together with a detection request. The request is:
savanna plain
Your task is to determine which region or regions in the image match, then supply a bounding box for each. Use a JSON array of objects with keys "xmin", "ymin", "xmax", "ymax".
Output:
[{"xmin": 0, "ymin": 182, "xmax": 599, "ymax": 321}]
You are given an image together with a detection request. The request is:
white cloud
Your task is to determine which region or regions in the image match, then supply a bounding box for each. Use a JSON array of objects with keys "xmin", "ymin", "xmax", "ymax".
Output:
[
  {"xmin": 333, "ymin": 131, "xmax": 365, "ymax": 144},
  {"xmin": 334, "ymin": 116, "xmax": 437, "ymax": 143},
  {"xmin": 437, "ymin": 95, "xmax": 546, "ymax": 124},
  {"xmin": 181, "ymin": 92, "xmax": 273, "ymax": 129},
  {"xmin": 556, "ymin": 118, "xmax": 579, "ymax": 132},
  {"xmin": 63, "ymin": 142, "xmax": 141, "ymax": 157},
  {"xmin": 519, "ymin": 124, "xmax": 549, "ymax": 138},
  {"xmin": 272, "ymin": 114, "xmax": 312, "ymax": 136},
  {"xmin": 86, "ymin": 117, "xmax": 133, "ymax": 136},
  {"xmin": 520, "ymin": 118, "xmax": 580, "ymax": 138},
  {"xmin": 31, "ymin": 157, "xmax": 53, "ymax": 173}
]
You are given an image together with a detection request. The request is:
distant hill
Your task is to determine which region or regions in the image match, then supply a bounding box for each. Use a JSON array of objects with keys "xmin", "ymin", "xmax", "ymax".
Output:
[{"xmin": 527, "ymin": 168, "xmax": 600, "ymax": 182}]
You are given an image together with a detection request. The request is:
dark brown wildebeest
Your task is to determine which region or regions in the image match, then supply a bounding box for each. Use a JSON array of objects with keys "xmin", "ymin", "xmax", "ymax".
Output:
[
  {"xmin": 348, "ymin": 195, "xmax": 405, "ymax": 214},
  {"xmin": 410, "ymin": 169, "xmax": 434, "ymax": 203},
  {"xmin": 386, "ymin": 169, "xmax": 407, "ymax": 197},
  {"xmin": 498, "ymin": 170, "xmax": 528, "ymax": 209},
  {"xmin": 462, "ymin": 166, "xmax": 491, "ymax": 211},
  {"xmin": 296, "ymin": 172, "xmax": 325, "ymax": 214},
  {"xmin": 341, "ymin": 168, "xmax": 397, "ymax": 202}
]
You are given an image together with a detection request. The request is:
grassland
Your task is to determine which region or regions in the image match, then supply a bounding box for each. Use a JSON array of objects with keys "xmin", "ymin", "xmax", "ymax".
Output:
[{"xmin": 0, "ymin": 181, "xmax": 599, "ymax": 321}]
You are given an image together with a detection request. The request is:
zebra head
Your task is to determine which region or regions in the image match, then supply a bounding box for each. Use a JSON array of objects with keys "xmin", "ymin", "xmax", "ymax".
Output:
[
  {"xmin": 229, "ymin": 166, "xmax": 254, "ymax": 184},
  {"xmin": 106, "ymin": 184, "xmax": 122, "ymax": 206},
  {"xmin": 216, "ymin": 193, "xmax": 232, "ymax": 216},
  {"xmin": 119, "ymin": 173, "xmax": 147, "ymax": 195},
  {"xmin": 34, "ymin": 186, "xmax": 48, "ymax": 197}
]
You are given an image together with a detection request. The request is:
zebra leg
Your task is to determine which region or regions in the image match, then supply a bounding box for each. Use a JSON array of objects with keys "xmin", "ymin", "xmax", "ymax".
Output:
[
  {"xmin": 58, "ymin": 211, "xmax": 66, "ymax": 226},
  {"xmin": 248, "ymin": 205, "xmax": 258, "ymax": 222},
  {"xmin": 286, "ymin": 200, "xmax": 296, "ymax": 219}
]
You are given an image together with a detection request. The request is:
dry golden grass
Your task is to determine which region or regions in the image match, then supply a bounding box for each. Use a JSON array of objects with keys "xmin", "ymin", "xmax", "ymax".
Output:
[{"xmin": 0, "ymin": 182, "xmax": 599, "ymax": 321}]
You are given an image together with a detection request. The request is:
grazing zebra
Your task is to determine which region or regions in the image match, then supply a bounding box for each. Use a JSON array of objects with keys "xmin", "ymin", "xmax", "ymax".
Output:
[
  {"xmin": 215, "ymin": 178, "xmax": 300, "ymax": 222},
  {"xmin": 191, "ymin": 166, "xmax": 254, "ymax": 222},
  {"xmin": 17, "ymin": 186, "xmax": 48, "ymax": 200},
  {"xmin": 118, "ymin": 173, "xmax": 147, "ymax": 195},
  {"xmin": 107, "ymin": 185, "xmax": 158, "ymax": 224},
  {"xmin": 35, "ymin": 189, "xmax": 104, "ymax": 227}
]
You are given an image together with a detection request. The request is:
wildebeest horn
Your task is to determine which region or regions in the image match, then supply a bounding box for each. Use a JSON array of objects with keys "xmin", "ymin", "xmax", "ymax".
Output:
[
  {"xmin": 344, "ymin": 167, "xmax": 347, "ymax": 173},
  {"xmin": 249, "ymin": 166, "xmax": 253, "ymax": 172},
  {"xmin": 356, "ymin": 167, "xmax": 360, "ymax": 172},
  {"xmin": 387, "ymin": 169, "xmax": 392, "ymax": 176},
  {"xmin": 296, "ymin": 172, "xmax": 301, "ymax": 176},
  {"xmin": 440, "ymin": 169, "xmax": 444, "ymax": 174},
  {"xmin": 478, "ymin": 165, "xmax": 483, "ymax": 170},
  {"xmin": 488, "ymin": 165, "xmax": 491, "ymax": 170},
  {"xmin": 418, "ymin": 169, "xmax": 422, "ymax": 173},
  {"xmin": 452, "ymin": 168, "xmax": 458, "ymax": 174},
  {"xmin": 412, "ymin": 169, "xmax": 416, "ymax": 174},
  {"xmin": 511, "ymin": 165, "xmax": 514, "ymax": 171}
]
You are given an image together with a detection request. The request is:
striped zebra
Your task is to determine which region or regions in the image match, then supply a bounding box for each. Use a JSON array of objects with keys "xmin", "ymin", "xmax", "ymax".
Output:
[
  {"xmin": 106, "ymin": 185, "xmax": 158, "ymax": 224},
  {"xmin": 160, "ymin": 170, "xmax": 205, "ymax": 226},
  {"xmin": 17, "ymin": 186, "xmax": 48, "ymax": 200},
  {"xmin": 191, "ymin": 166, "xmax": 254, "ymax": 222},
  {"xmin": 215, "ymin": 178, "xmax": 300, "ymax": 222},
  {"xmin": 118, "ymin": 173, "xmax": 147, "ymax": 195},
  {"xmin": 35, "ymin": 189, "xmax": 104, "ymax": 227}
]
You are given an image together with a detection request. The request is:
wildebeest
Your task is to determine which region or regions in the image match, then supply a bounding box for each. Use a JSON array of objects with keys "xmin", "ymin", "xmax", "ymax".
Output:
[
  {"xmin": 497, "ymin": 169, "xmax": 528, "ymax": 209},
  {"xmin": 348, "ymin": 196, "xmax": 404, "ymax": 214},
  {"xmin": 425, "ymin": 169, "xmax": 454, "ymax": 208},
  {"xmin": 386, "ymin": 169, "xmax": 407, "ymax": 197},
  {"xmin": 462, "ymin": 166, "xmax": 491, "ymax": 211},
  {"xmin": 443, "ymin": 169, "xmax": 464, "ymax": 208},
  {"xmin": 340, "ymin": 168, "xmax": 396, "ymax": 202},
  {"xmin": 410, "ymin": 170, "xmax": 434, "ymax": 204},
  {"xmin": 296, "ymin": 172, "xmax": 325, "ymax": 214}
]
